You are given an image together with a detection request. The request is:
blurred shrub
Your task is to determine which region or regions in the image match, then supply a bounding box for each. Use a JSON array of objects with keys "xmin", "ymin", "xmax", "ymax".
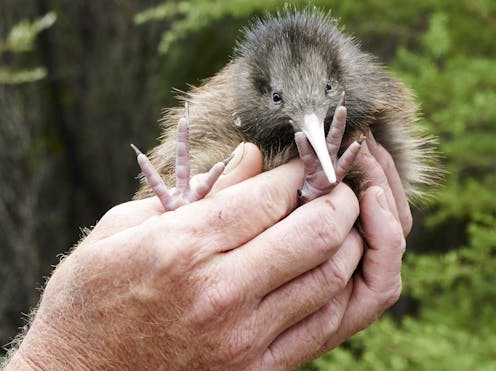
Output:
[
  {"xmin": 137, "ymin": 0, "xmax": 496, "ymax": 368},
  {"xmin": 0, "ymin": 12, "xmax": 56, "ymax": 84}
]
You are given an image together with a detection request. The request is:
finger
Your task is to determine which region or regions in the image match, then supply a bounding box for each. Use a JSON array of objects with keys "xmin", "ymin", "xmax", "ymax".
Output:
[
  {"xmin": 207, "ymin": 143, "xmax": 264, "ymax": 194},
  {"xmin": 324, "ymin": 186, "xmax": 405, "ymax": 351},
  {"xmin": 354, "ymin": 141, "xmax": 400, "ymax": 221},
  {"xmin": 81, "ymin": 197, "xmax": 164, "ymax": 245},
  {"xmin": 226, "ymin": 183, "xmax": 359, "ymax": 297},
  {"xmin": 257, "ymin": 229, "xmax": 363, "ymax": 342},
  {"xmin": 260, "ymin": 281, "xmax": 353, "ymax": 370},
  {"xmin": 366, "ymin": 131, "xmax": 412, "ymax": 235},
  {"xmin": 359, "ymin": 186, "xmax": 405, "ymax": 296},
  {"xmin": 143, "ymin": 158, "xmax": 306, "ymax": 255}
]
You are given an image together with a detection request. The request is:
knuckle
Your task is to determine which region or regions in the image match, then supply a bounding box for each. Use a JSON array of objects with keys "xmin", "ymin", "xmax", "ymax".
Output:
[
  {"xmin": 184, "ymin": 270, "xmax": 244, "ymax": 333},
  {"xmin": 325, "ymin": 258, "xmax": 349, "ymax": 292},
  {"xmin": 384, "ymin": 219, "xmax": 407, "ymax": 257},
  {"xmin": 308, "ymin": 224, "xmax": 340, "ymax": 258},
  {"xmin": 195, "ymin": 281, "xmax": 236, "ymax": 323},
  {"xmin": 317, "ymin": 299, "xmax": 344, "ymax": 341},
  {"xmin": 402, "ymin": 212, "xmax": 413, "ymax": 237},
  {"xmin": 312, "ymin": 258, "xmax": 349, "ymax": 295},
  {"xmin": 255, "ymin": 180, "xmax": 292, "ymax": 222},
  {"xmin": 145, "ymin": 220, "xmax": 194, "ymax": 272},
  {"xmin": 380, "ymin": 279, "xmax": 403, "ymax": 309},
  {"xmin": 324, "ymin": 301, "xmax": 343, "ymax": 334},
  {"xmin": 311, "ymin": 266, "xmax": 334, "ymax": 293},
  {"xmin": 259, "ymin": 348, "xmax": 277, "ymax": 371},
  {"xmin": 393, "ymin": 227, "xmax": 407, "ymax": 256},
  {"xmin": 224, "ymin": 329, "xmax": 257, "ymax": 363},
  {"xmin": 201, "ymin": 281, "xmax": 234, "ymax": 319},
  {"xmin": 308, "ymin": 204, "xmax": 345, "ymax": 252}
]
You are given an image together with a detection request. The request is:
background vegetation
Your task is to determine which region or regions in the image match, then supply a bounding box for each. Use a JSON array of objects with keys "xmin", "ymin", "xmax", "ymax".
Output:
[{"xmin": 1, "ymin": 0, "xmax": 495, "ymax": 369}]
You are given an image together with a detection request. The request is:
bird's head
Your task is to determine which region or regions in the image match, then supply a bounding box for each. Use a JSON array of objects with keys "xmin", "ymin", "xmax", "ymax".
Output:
[{"xmin": 234, "ymin": 10, "xmax": 357, "ymax": 184}]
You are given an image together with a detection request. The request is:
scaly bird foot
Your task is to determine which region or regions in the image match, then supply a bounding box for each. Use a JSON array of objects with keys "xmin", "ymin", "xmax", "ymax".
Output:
[
  {"xmin": 132, "ymin": 103, "xmax": 225, "ymax": 211},
  {"xmin": 295, "ymin": 96, "xmax": 363, "ymax": 204}
]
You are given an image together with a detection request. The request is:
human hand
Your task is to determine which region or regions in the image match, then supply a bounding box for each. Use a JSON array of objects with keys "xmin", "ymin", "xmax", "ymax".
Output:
[
  {"xmin": 5, "ymin": 138, "xmax": 408, "ymax": 370},
  {"xmin": 270, "ymin": 133, "xmax": 411, "ymax": 363},
  {"xmin": 316, "ymin": 132, "xmax": 413, "ymax": 351}
]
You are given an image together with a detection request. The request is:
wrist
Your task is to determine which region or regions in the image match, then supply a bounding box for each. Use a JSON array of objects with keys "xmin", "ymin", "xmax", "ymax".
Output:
[{"xmin": 4, "ymin": 313, "xmax": 92, "ymax": 370}]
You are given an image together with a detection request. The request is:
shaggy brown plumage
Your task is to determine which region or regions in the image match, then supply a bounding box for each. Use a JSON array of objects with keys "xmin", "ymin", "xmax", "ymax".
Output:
[{"xmin": 135, "ymin": 9, "xmax": 437, "ymax": 202}]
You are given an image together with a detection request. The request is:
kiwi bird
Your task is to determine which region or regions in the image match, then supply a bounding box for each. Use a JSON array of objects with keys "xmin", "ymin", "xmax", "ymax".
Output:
[{"xmin": 133, "ymin": 9, "xmax": 436, "ymax": 209}]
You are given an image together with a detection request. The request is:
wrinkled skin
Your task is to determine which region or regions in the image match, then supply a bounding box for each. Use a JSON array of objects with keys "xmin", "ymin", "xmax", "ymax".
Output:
[{"xmin": 5, "ymin": 137, "xmax": 410, "ymax": 370}]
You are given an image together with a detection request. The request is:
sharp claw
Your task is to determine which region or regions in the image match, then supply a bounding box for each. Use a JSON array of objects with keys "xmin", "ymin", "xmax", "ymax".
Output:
[
  {"xmin": 130, "ymin": 143, "xmax": 143, "ymax": 156},
  {"xmin": 338, "ymin": 91, "xmax": 346, "ymax": 107},
  {"xmin": 357, "ymin": 132, "xmax": 366, "ymax": 144},
  {"xmin": 184, "ymin": 101, "xmax": 190, "ymax": 125}
]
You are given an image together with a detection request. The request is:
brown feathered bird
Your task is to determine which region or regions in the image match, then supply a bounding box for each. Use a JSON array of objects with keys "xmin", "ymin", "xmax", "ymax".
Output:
[{"xmin": 134, "ymin": 9, "xmax": 436, "ymax": 206}]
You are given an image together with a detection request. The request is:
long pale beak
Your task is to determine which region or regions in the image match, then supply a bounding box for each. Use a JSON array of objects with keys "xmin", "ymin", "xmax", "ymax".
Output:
[{"xmin": 299, "ymin": 113, "xmax": 337, "ymax": 184}]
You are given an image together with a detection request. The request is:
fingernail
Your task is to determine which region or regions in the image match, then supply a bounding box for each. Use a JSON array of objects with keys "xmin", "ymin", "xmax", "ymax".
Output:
[
  {"xmin": 376, "ymin": 188, "xmax": 389, "ymax": 211},
  {"xmin": 223, "ymin": 142, "xmax": 245, "ymax": 174}
]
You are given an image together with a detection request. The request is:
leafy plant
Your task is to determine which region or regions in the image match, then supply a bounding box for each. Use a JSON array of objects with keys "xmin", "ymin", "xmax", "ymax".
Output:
[
  {"xmin": 135, "ymin": 1, "xmax": 496, "ymax": 368},
  {"xmin": 0, "ymin": 11, "xmax": 56, "ymax": 84}
]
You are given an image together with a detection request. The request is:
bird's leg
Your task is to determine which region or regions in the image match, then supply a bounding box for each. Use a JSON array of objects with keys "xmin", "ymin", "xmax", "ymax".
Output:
[
  {"xmin": 295, "ymin": 98, "xmax": 363, "ymax": 204},
  {"xmin": 132, "ymin": 103, "xmax": 225, "ymax": 211}
]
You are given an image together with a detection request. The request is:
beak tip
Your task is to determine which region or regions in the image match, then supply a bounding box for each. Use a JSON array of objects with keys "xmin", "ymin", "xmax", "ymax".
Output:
[
  {"xmin": 326, "ymin": 172, "xmax": 337, "ymax": 185},
  {"xmin": 323, "ymin": 164, "xmax": 337, "ymax": 185}
]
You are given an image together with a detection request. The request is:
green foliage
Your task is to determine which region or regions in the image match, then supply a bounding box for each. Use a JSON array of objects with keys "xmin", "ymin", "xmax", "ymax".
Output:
[
  {"xmin": 317, "ymin": 210, "xmax": 496, "ymax": 369},
  {"xmin": 328, "ymin": 1, "xmax": 496, "ymax": 368},
  {"xmin": 310, "ymin": 316, "xmax": 496, "ymax": 370},
  {"xmin": 0, "ymin": 66, "xmax": 46, "ymax": 84},
  {"xmin": 137, "ymin": 0, "xmax": 496, "ymax": 369},
  {"xmin": 0, "ymin": 12, "xmax": 56, "ymax": 53},
  {"xmin": 0, "ymin": 12, "xmax": 56, "ymax": 84},
  {"xmin": 1, "ymin": 0, "xmax": 493, "ymax": 368}
]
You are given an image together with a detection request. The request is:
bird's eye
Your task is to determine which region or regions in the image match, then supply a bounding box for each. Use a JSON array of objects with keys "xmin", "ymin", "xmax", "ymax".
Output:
[
  {"xmin": 272, "ymin": 92, "xmax": 283, "ymax": 103},
  {"xmin": 325, "ymin": 82, "xmax": 333, "ymax": 94}
]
